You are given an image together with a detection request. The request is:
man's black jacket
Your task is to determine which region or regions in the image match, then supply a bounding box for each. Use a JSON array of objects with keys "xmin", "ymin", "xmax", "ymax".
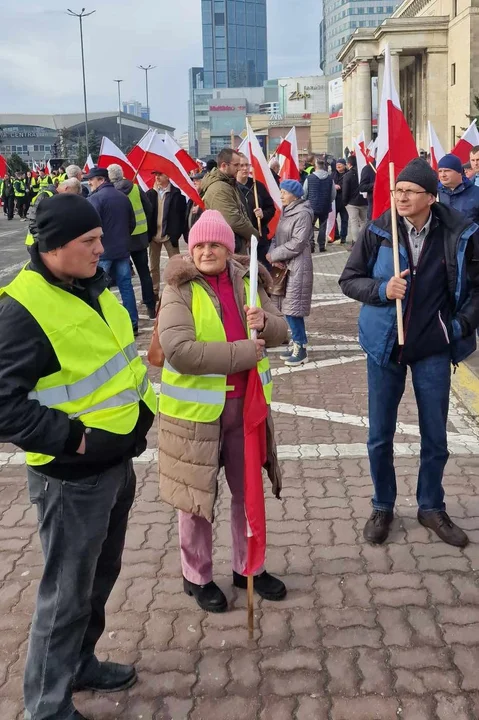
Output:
[
  {"xmin": 0, "ymin": 248, "xmax": 154, "ymax": 479},
  {"xmin": 147, "ymin": 185, "xmax": 187, "ymax": 246},
  {"xmin": 237, "ymin": 178, "xmax": 276, "ymax": 239}
]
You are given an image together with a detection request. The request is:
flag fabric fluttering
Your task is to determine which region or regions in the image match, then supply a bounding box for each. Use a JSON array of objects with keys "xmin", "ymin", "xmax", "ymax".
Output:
[
  {"xmin": 365, "ymin": 139, "xmax": 377, "ymax": 164},
  {"xmin": 372, "ymin": 44, "xmax": 418, "ymax": 219},
  {"xmin": 326, "ymin": 200, "xmax": 336, "ymax": 243},
  {"xmin": 451, "ymin": 120, "xmax": 479, "ymax": 163},
  {"xmin": 46, "ymin": 160, "xmax": 52, "ymax": 175},
  {"xmin": 128, "ymin": 129, "xmax": 204, "ymax": 207},
  {"xmin": 83, "ymin": 154, "xmax": 95, "ymax": 174},
  {"xmin": 353, "ymin": 132, "xmax": 368, "ymax": 183},
  {"xmin": 97, "ymin": 137, "xmax": 148, "ymax": 191},
  {"xmin": 162, "ymin": 133, "xmax": 199, "ymax": 175},
  {"xmin": 276, "ymin": 127, "xmax": 300, "ymax": 182},
  {"xmin": 243, "ymin": 236, "xmax": 268, "ymax": 577},
  {"xmin": 244, "ymin": 121, "xmax": 282, "ymax": 238},
  {"xmin": 0, "ymin": 154, "xmax": 8, "ymax": 177},
  {"xmin": 428, "ymin": 121, "xmax": 446, "ymax": 171}
]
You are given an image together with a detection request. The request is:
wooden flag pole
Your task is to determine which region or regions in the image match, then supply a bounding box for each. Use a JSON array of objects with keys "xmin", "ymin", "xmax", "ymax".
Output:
[
  {"xmin": 250, "ymin": 159, "xmax": 263, "ymax": 236},
  {"xmin": 389, "ymin": 162, "xmax": 405, "ymax": 345}
]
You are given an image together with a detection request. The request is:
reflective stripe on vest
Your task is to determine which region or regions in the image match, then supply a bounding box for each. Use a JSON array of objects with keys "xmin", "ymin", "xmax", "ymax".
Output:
[
  {"xmin": 159, "ymin": 278, "xmax": 272, "ymax": 423},
  {"xmin": 1, "ymin": 269, "xmax": 158, "ymax": 466},
  {"xmin": 128, "ymin": 183, "xmax": 148, "ymax": 235}
]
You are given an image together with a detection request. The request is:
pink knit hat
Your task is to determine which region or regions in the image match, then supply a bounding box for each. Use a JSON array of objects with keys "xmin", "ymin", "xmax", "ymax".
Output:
[{"xmin": 188, "ymin": 209, "xmax": 235, "ymax": 255}]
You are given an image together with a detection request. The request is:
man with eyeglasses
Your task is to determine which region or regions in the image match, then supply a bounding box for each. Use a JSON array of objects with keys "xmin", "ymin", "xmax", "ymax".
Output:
[
  {"xmin": 340, "ymin": 158, "xmax": 479, "ymax": 547},
  {"xmin": 202, "ymin": 147, "xmax": 259, "ymax": 253}
]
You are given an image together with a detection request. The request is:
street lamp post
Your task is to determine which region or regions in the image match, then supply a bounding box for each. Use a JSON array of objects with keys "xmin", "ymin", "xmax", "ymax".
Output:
[
  {"xmin": 114, "ymin": 79, "xmax": 123, "ymax": 149},
  {"xmin": 280, "ymin": 84, "xmax": 287, "ymax": 118},
  {"xmin": 138, "ymin": 65, "xmax": 156, "ymax": 129},
  {"xmin": 67, "ymin": 7, "xmax": 95, "ymax": 159}
]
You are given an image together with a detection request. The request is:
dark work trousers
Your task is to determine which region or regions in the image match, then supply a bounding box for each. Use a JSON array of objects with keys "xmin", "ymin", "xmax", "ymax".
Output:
[
  {"xmin": 16, "ymin": 197, "xmax": 27, "ymax": 219},
  {"xmin": 314, "ymin": 214, "xmax": 328, "ymax": 252},
  {"xmin": 4, "ymin": 195, "xmax": 15, "ymax": 220},
  {"xmin": 258, "ymin": 237, "xmax": 272, "ymax": 271},
  {"xmin": 24, "ymin": 459, "xmax": 136, "ymax": 720},
  {"xmin": 131, "ymin": 247, "xmax": 156, "ymax": 310},
  {"xmin": 336, "ymin": 206, "xmax": 349, "ymax": 242}
]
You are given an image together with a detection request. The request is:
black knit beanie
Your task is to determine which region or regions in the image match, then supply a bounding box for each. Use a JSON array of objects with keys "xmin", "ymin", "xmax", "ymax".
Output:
[
  {"xmin": 36, "ymin": 194, "xmax": 102, "ymax": 252},
  {"xmin": 396, "ymin": 158, "xmax": 438, "ymax": 196}
]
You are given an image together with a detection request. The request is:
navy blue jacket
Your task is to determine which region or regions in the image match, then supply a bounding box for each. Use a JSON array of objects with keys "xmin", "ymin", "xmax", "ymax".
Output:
[
  {"xmin": 339, "ymin": 203, "xmax": 479, "ymax": 367},
  {"xmin": 438, "ymin": 177, "xmax": 479, "ymax": 224},
  {"xmin": 305, "ymin": 172, "xmax": 333, "ymax": 219},
  {"xmin": 87, "ymin": 181, "xmax": 136, "ymax": 261}
]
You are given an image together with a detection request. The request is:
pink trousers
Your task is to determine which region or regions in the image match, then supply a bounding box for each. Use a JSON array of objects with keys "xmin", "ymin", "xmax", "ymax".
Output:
[{"xmin": 179, "ymin": 397, "xmax": 265, "ymax": 585}]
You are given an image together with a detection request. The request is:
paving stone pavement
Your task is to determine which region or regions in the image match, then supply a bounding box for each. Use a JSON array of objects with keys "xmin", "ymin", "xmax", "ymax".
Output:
[{"xmin": 3, "ymin": 244, "xmax": 479, "ymax": 719}]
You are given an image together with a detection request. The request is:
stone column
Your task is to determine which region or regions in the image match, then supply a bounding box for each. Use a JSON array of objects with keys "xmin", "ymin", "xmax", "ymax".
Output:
[
  {"xmin": 425, "ymin": 50, "xmax": 448, "ymax": 153},
  {"xmin": 342, "ymin": 73, "xmax": 351, "ymax": 155},
  {"xmin": 377, "ymin": 57, "xmax": 384, "ymax": 114},
  {"xmin": 354, "ymin": 60, "xmax": 372, "ymax": 143},
  {"xmin": 348, "ymin": 68, "xmax": 356, "ymax": 149},
  {"xmin": 390, "ymin": 51, "xmax": 400, "ymax": 96}
]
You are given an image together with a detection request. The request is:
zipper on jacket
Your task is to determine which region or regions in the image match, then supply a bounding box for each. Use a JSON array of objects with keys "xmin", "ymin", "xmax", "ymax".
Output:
[
  {"xmin": 398, "ymin": 237, "xmax": 428, "ymax": 362},
  {"xmin": 438, "ymin": 310, "xmax": 450, "ymax": 344}
]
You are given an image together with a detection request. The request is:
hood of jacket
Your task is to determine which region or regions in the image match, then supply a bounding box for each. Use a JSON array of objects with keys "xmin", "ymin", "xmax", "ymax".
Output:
[
  {"xmin": 201, "ymin": 167, "xmax": 236, "ymax": 194},
  {"xmin": 312, "ymin": 169, "xmax": 330, "ymax": 181},
  {"xmin": 114, "ymin": 178, "xmax": 134, "ymax": 195},
  {"xmin": 283, "ymin": 198, "xmax": 314, "ymax": 222},
  {"xmin": 163, "ymin": 253, "xmax": 273, "ymax": 292}
]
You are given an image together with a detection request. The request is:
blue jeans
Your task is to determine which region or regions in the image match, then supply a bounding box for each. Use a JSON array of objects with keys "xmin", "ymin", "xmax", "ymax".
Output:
[
  {"xmin": 367, "ymin": 352, "xmax": 450, "ymax": 512},
  {"xmin": 99, "ymin": 258, "xmax": 138, "ymax": 328},
  {"xmin": 285, "ymin": 315, "xmax": 308, "ymax": 346},
  {"xmin": 337, "ymin": 206, "xmax": 349, "ymax": 240}
]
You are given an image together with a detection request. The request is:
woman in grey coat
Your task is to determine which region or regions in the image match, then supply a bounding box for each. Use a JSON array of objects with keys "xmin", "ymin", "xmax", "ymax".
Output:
[{"xmin": 266, "ymin": 179, "xmax": 314, "ymax": 367}]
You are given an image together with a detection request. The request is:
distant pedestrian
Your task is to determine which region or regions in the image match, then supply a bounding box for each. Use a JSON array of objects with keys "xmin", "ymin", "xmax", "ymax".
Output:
[
  {"xmin": 342, "ymin": 155, "xmax": 368, "ymax": 248},
  {"xmin": 1, "ymin": 172, "xmax": 15, "ymax": 220},
  {"xmin": 463, "ymin": 162, "xmax": 475, "ymax": 181},
  {"xmin": 57, "ymin": 178, "xmax": 82, "ymax": 194},
  {"xmin": 267, "ymin": 179, "xmax": 314, "ymax": 367},
  {"xmin": 332, "ymin": 158, "xmax": 349, "ymax": 243},
  {"xmin": 184, "ymin": 171, "xmax": 205, "ymax": 243},
  {"xmin": 340, "ymin": 158, "xmax": 479, "ymax": 548},
  {"xmin": 359, "ymin": 160, "xmax": 376, "ymax": 221},
  {"xmin": 156, "ymin": 210, "xmax": 288, "ymax": 613},
  {"xmin": 108, "ymin": 164, "xmax": 157, "ymax": 320},
  {"xmin": 236, "ymin": 152, "xmax": 276, "ymax": 268},
  {"xmin": 14, "ymin": 171, "xmax": 27, "ymax": 220},
  {"xmin": 66, "ymin": 163, "xmax": 90, "ymax": 197},
  {"xmin": 470, "ymin": 145, "xmax": 479, "ymax": 186},
  {"xmin": 438, "ymin": 153, "xmax": 479, "ymax": 224},
  {"xmin": 269, "ymin": 158, "xmax": 281, "ymax": 186},
  {"xmin": 202, "ymin": 148, "xmax": 259, "ymax": 253},
  {"xmin": 86, "ymin": 166, "xmax": 139, "ymax": 333},
  {"xmin": 147, "ymin": 171, "xmax": 186, "ymax": 299},
  {"xmin": 303, "ymin": 157, "xmax": 336, "ymax": 252}
]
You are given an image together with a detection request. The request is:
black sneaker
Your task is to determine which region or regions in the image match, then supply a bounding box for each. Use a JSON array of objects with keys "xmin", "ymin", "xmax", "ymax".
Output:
[
  {"xmin": 147, "ymin": 305, "xmax": 157, "ymax": 320},
  {"xmin": 233, "ymin": 570, "xmax": 287, "ymax": 601},
  {"xmin": 73, "ymin": 659, "xmax": 137, "ymax": 693},
  {"xmin": 418, "ymin": 510, "xmax": 469, "ymax": 547},
  {"xmin": 183, "ymin": 577, "xmax": 228, "ymax": 612},
  {"xmin": 363, "ymin": 509, "xmax": 394, "ymax": 544}
]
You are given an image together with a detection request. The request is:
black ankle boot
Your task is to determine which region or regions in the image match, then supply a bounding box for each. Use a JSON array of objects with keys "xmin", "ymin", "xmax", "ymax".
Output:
[
  {"xmin": 73, "ymin": 659, "xmax": 137, "ymax": 693},
  {"xmin": 183, "ymin": 577, "xmax": 228, "ymax": 612},
  {"xmin": 233, "ymin": 570, "xmax": 287, "ymax": 600}
]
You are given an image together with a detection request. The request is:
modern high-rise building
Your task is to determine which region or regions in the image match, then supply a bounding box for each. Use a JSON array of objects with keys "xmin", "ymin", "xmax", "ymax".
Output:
[
  {"xmin": 320, "ymin": 1, "xmax": 401, "ymax": 76},
  {"xmin": 201, "ymin": 0, "xmax": 268, "ymax": 89}
]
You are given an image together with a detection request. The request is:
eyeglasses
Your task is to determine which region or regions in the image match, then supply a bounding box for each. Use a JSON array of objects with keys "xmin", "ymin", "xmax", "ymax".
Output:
[{"xmin": 392, "ymin": 189, "xmax": 428, "ymax": 200}]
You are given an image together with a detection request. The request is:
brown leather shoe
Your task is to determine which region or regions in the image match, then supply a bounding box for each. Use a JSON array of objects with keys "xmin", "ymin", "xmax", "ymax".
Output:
[{"xmin": 418, "ymin": 510, "xmax": 469, "ymax": 547}]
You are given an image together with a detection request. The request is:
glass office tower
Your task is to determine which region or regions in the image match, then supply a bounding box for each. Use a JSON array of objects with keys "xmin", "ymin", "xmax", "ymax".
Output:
[{"xmin": 201, "ymin": 0, "xmax": 268, "ymax": 88}]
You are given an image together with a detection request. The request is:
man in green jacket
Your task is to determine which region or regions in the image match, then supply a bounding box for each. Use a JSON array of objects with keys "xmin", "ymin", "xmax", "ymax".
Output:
[{"xmin": 201, "ymin": 147, "xmax": 259, "ymax": 253}]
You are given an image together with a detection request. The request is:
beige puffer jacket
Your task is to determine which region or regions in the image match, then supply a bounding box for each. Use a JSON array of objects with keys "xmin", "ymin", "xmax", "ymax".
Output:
[{"xmin": 158, "ymin": 254, "xmax": 289, "ymax": 522}]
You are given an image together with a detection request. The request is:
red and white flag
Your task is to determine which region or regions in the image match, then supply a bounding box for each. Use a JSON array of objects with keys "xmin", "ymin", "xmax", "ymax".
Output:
[
  {"xmin": 83, "ymin": 154, "xmax": 95, "ymax": 174},
  {"xmin": 98, "ymin": 137, "xmax": 148, "ymax": 191},
  {"xmin": 276, "ymin": 127, "xmax": 300, "ymax": 182},
  {"xmin": 162, "ymin": 133, "xmax": 199, "ymax": 175},
  {"xmin": 326, "ymin": 200, "xmax": 336, "ymax": 243},
  {"xmin": 353, "ymin": 132, "xmax": 368, "ymax": 183},
  {"xmin": 365, "ymin": 139, "xmax": 377, "ymax": 164},
  {"xmin": 45, "ymin": 160, "xmax": 52, "ymax": 175},
  {"xmin": 428, "ymin": 121, "xmax": 446, "ymax": 171},
  {"xmin": 128, "ymin": 129, "xmax": 204, "ymax": 207},
  {"xmin": 372, "ymin": 44, "xmax": 418, "ymax": 219},
  {"xmin": 451, "ymin": 120, "xmax": 479, "ymax": 163},
  {"xmin": 244, "ymin": 121, "xmax": 282, "ymax": 238}
]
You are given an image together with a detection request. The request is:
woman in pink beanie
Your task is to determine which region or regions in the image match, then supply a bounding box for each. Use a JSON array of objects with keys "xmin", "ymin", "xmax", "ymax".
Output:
[{"xmin": 155, "ymin": 209, "xmax": 289, "ymax": 613}]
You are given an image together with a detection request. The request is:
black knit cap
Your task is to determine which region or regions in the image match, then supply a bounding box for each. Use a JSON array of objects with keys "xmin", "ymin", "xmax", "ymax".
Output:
[
  {"xmin": 36, "ymin": 194, "xmax": 102, "ymax": 252},
  {"xmin": 396, "ymin": 158, "xmax": 438, "ymax": 196}
]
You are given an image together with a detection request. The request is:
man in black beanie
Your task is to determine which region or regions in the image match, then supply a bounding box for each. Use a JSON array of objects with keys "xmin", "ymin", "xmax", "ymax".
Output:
[
  {"xmin": 340, "ymin": 158, "xmax": 479, "ymax": 547},
  {"xmin": 0, "ymin": 194, "xmax": 156, "ymax": 720}
]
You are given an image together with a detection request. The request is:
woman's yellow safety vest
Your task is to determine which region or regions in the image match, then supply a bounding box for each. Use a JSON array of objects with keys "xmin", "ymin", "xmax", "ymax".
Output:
[
  {"xmin": 1, "ymin": 268, "xmax": 158, "ymax": 466},
  {"xmin": 159, "ymin": 278, "xmax": 273, "ymax": 423},
  {"xmin": 128, "ymin": 183, "xmax": 148, "ymax": 236}
]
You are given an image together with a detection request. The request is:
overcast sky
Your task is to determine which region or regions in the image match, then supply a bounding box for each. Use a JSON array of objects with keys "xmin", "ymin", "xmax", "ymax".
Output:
[{"xmin": 0, "ymin": 1, "xmax": 323, "ymax": 136}]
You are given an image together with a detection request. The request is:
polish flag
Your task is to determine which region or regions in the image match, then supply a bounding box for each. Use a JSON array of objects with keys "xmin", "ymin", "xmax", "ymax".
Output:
[
  {"xmin": 162, "ymin": 133, "xmax": 199, "ymax": 175},
  {"xmin": 128, "ymin": 129, "xmax": 204, "ymax": 207},
  {"xmin": 451, "ymin": 120, "xmax": 479, "ymax": 163},
  {"xmin": 353, "ymin": 132, "xmax": 368, "ymax": 182},
  {"xmin": 276, "ymin": 127, "xmax": 300, "ymax": 182},
  {"xmin": 46, "ymin": 160, "xmax": 52, "ymax": 175},
  {"xmin": 244, "ymin": 121, "xmax": 282, "ymax": 238},
  {"xmin": 366, "ymin": 139, "xmax": 377, "ymax": 163},
  {"xmin": 372, "ymin": 44, "xmax": 418, "ymax": 219},
  {"xmin": 326, "ymin": 200, "xmax": 336, "ymax": 242},
  {"xmin": 0, "ymin": 154, "xmax": 7, "ymax": 178},
  {"xmin": 31, "ymin": 161, "xmax": 40, "ymax": 178},
  {"xmin": 428, "ymin": 121, "xmax": 446, "ymax": 171},
  {"xmin": 98, "ymin": 137, "xmax": 148, "ymax": 191},
  {"xmin": 83, "ymin": 154, "xmax": 95, "ymax": 174}
]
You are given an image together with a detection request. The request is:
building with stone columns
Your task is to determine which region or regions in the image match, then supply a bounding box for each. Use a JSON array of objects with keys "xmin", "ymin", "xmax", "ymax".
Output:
[{"xmin": 338, "ymin": 0, "xmax": 479, "ymax": 154}]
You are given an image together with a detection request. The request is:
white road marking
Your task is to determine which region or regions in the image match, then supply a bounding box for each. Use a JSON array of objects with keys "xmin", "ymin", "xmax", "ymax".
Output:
[
  {"xmin": 269, "ymin": 344, "xmax": 359, "ymax": 353},
  {"xmin": 0, "ymin": 231, "xmax": 20, "ymax": 238},
  {"xmin": 308, "ymin": 332, "xmax": 358, "ymax": 342},
  {"xmin": 272, "ymin": 354, "xmax": 365, "ymax": 376},
  {"xmin": 314, "ymin": 272, "xmax": 340, "ymax": 277},
  {"xmin": 311, "ymin": 293, "xmax": 346, "ymax": 300},
  {"xmin": 0, "ymin": 261, "xmax": 27, "ymax": 279},
  {"xmin": 311, "ymin": 298, "xmax": 355, "ymax": 308}
]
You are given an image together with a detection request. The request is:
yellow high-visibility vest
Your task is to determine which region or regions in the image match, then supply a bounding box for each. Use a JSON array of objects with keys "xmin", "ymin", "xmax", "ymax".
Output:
[
  {"xmin": 128, "ymin": 183, "xmax": 148, "ymax": 235},
  {"xmin": 38, "ymin": 176, "xmax": 51, "ymax": 188},
  {"xmin": 160, "ymin": 278, "xmax": 272, "ymax": 423},
  {"xmin": 0, "ymin": 268, "xmax": 158, "ymax": 466},
  {"xmin": 14, "ymin": 180, "xmax": 26, "ymax": 197},
  {"xmin": 25, "ymin": 190, "xmax": 55, "ymax": 246}
]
